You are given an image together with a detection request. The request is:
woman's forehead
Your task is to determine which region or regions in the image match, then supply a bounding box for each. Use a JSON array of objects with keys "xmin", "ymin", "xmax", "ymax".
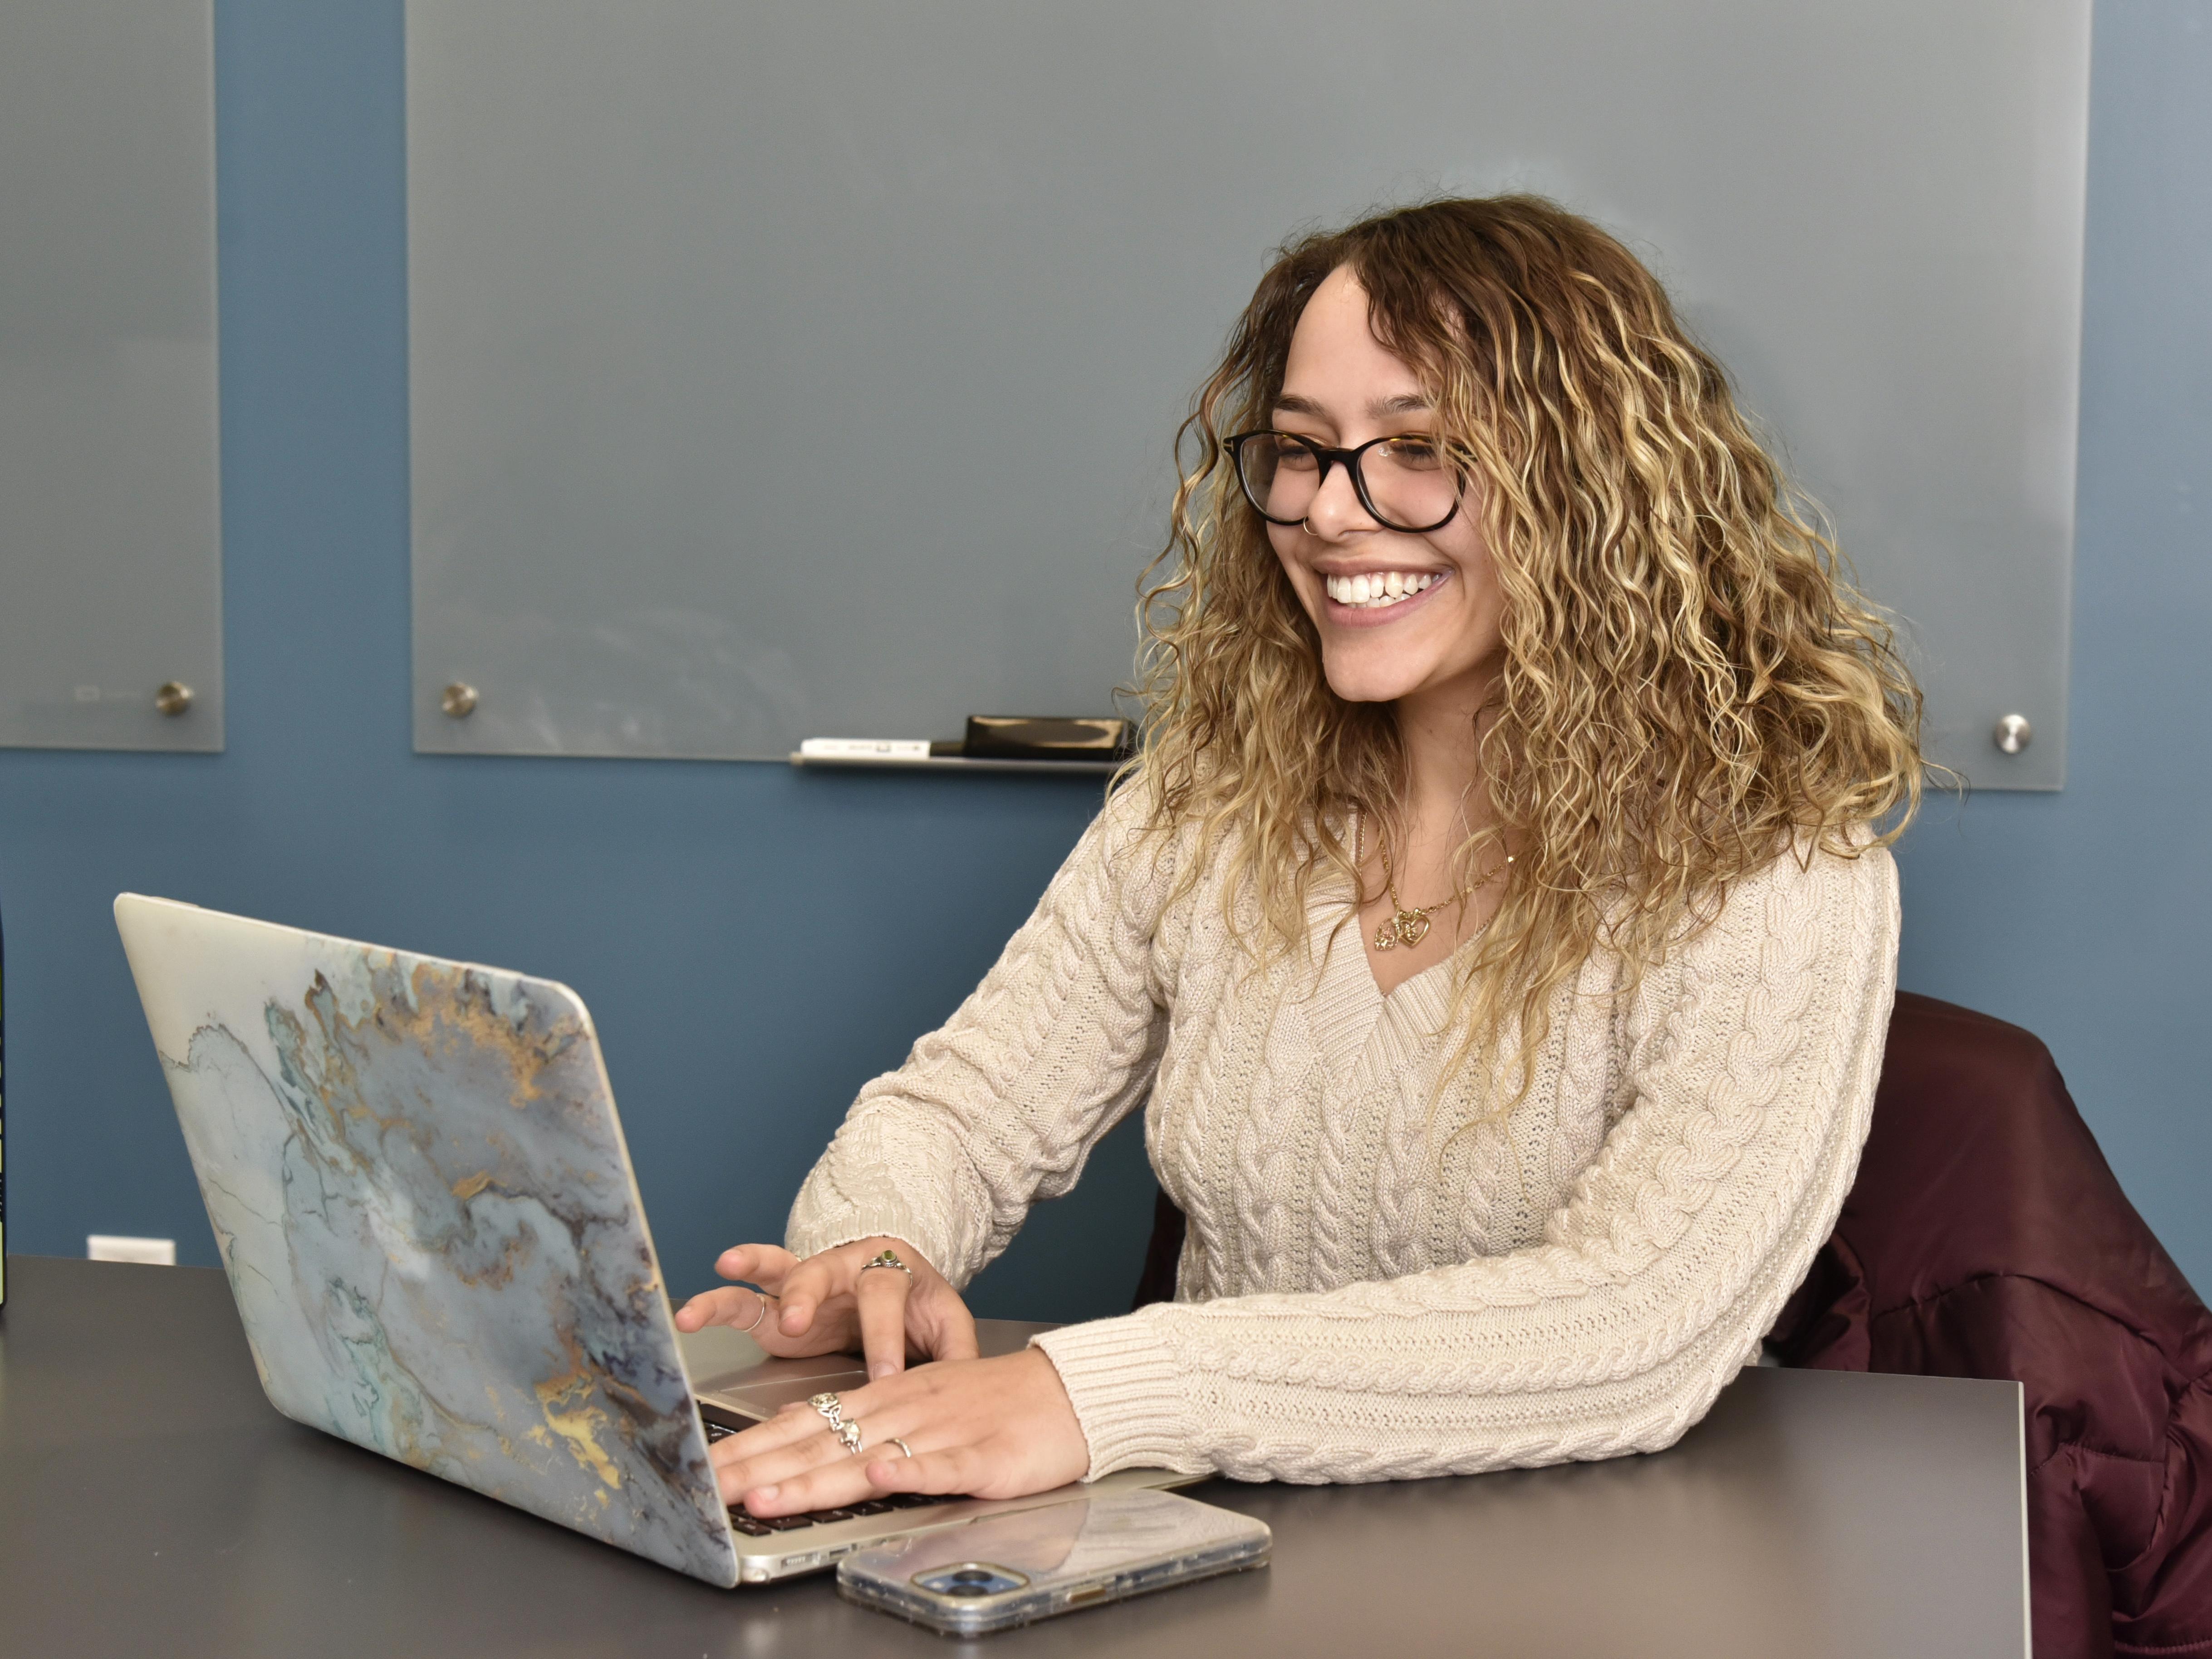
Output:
[{"xmin": 1278, "ymin": 270, "xmax": 1432, "ymax": 417}]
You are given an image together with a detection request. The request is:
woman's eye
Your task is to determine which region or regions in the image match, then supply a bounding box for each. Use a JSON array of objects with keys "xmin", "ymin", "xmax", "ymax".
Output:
[
  {"xmin": 1272, "ymin": 442, "xmax": 1321, "ymax": 473},
  {"xmin": 1381, "ymin": 437, "xmax": 1442, "ymax": 469}
]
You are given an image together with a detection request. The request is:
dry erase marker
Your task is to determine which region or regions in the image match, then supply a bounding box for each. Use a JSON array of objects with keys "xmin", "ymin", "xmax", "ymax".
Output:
[{"xmin": 797, "ymin": 738, "xmax": 933, "ymax": 761}]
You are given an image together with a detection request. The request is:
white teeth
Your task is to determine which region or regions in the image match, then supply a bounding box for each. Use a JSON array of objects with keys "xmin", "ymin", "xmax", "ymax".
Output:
[{"xmin": 1326, "ymin": 571, "xmax": 1439, "ymax": 609}]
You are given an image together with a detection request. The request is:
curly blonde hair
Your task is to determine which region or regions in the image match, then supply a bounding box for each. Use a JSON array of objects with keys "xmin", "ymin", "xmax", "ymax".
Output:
[{"xmin": 1133, "ymin": 196, "xmax": 1923, "ymax": 1090}]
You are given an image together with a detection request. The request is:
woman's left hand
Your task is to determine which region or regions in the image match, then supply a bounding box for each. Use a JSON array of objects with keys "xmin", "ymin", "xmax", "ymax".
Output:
[{"xmin": 710, "ymin": 1347, "xmax": 1089, "ymax": 1516}]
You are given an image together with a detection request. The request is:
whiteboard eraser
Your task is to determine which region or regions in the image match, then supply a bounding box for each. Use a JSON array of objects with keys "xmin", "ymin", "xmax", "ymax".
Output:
[
  {"xmin": 799, "ymin": 737, "xmax": 933, "ymax": 761},
  {"xmin": 962, "ymin": 716, "xmax": 1131, "ymax": 761},
  {"xmin": 88, "ymin": 1234, "xmax": 177, "ymax": 1265}
]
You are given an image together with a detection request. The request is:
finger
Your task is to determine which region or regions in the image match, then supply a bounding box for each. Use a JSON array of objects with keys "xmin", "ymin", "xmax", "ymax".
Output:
[
  {"xmin": 746, "ymin": 1451, "xmax": 884, "ymax": 1517},
  {"xmin": 709, "ymin": 1396, "xmax": 843, "ymax": 1471},
  {"xmin": 717, "ymin": 1427, "xmax": 856, "ymax": 1510},
  {"xmin": 774, "ymin": 1256, "xmax": 844, "ymax": 1337},
  {"xmin": 869, "ymin": 1444, "xmax": 991, "ymax": 1497},
  {"xmin": 715, "ymin": 1243, "xmax": 799, "ymax": 1291},
  {"xmin": 716, "ymin": 1428, "xmax": 841, "ymax": 1492},
  {"xmin": 854, "ymin": 1265, "xmax": 914, "ymax": 1380},
  {"xmin": 921, "ymin": 1292, "xmax": 981, "ymax": 1363},
  {"xmin": 858, "ymin": 1432, "xmax": 926, "ymax": 1486},
  {"xmin": 674, "ymin": 1285, "xmax": 772, "ymax": 1333},
  {"xmin": 740, "ymin": 1396, "xmax": 926, "ymax": 1512}
]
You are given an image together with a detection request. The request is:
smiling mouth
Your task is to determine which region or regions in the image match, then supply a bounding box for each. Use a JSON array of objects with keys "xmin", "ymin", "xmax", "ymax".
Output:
[{"xmin": 1324, "ymin": 570, "xmax": 1442, "ymax": 610}]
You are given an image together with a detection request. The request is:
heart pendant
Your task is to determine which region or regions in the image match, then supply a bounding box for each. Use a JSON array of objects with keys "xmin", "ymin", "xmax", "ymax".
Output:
[
  {"xmin": 1393, "ymin": 911, "xmax": 1432, "ymax": 947},
  {"xmin": 1373, "ymin": 923, "xmax": 1399, "ymax": 951}
]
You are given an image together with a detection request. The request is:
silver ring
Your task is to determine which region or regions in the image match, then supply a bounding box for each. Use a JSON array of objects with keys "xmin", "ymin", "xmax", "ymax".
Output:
[
  {"xmin": 808, "ymin": 1391, "xmax": 845, "ymax": 1435},
  {"xmin": 741, "ymin": 1289, "xmax": 775, "ymax": 1335},
  {"xmin": 887, "ymin": 1437, "xmax": 913, "ymax": 1459},
  {"xmin": 858, "ymin": 1248, "xmax": 913, "ymax": 1280},
  {"xmin": 837, "ymin": 1419, "xmax": 865, "ymax": 1456}
]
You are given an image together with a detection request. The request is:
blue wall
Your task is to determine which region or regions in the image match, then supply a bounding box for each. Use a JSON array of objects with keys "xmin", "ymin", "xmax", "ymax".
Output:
[
  {"xmin": 1, "ymin": 1, "xmax": 2206, "ymax": 1318},
  {"xmin": 1891, "ymin": 0, "xmax": 2212, "ymax": 1288}
]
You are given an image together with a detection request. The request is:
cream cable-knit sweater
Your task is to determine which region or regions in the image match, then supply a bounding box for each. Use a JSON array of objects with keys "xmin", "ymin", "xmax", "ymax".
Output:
[{"xmin": 787, "ymin": 786, "xmax": 1899, "ymax": 1484}]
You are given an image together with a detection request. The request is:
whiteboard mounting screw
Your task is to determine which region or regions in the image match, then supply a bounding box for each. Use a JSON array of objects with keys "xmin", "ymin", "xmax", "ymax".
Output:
[
  {"xmin": 154, "ymin": 681, "xmax": 193, "ymax": 717},
  {"xmin": 1992, "ymin": 713, "xmax": 2032, "ymax": 755},
  {"xmin": 441, "ymin": 682, "xmax": 479, "ymax": 718}
]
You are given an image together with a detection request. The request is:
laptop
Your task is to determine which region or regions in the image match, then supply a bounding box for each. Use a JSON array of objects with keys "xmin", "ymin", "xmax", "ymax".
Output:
[{"xmin": 113, "ymin": 894, "xmax": 1191, "ymax": 1587}]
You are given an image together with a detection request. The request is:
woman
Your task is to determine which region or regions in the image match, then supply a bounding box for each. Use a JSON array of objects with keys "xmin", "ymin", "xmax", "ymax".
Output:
[{"xmin": 677, "ymin": 195, "xmax": 1921, "ymax": 1516}]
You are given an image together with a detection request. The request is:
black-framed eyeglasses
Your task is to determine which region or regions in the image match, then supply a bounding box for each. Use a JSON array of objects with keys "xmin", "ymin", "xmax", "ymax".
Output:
[{"xmin": 1225, "ymin": 430, "xmax": 1462, "ymax": 535}]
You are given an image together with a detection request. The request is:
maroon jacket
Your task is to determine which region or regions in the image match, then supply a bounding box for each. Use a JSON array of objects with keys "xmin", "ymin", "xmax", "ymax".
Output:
[
  {"xmin": 1766, "ymin": 992, "xmax": 2212, "ymax": 1656},
  {"xmin": 1133, "ymin": 992, "xmax": 2212, "ymax": 1655}
]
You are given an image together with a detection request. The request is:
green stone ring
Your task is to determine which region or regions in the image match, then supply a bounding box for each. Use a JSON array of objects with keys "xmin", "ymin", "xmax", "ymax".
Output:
[{"xmin": 859, "ymin": 1248, "xmax": 912, "ymax": 1279}]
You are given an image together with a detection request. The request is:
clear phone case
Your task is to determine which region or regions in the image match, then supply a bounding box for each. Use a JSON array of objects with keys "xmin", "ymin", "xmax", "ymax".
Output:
[{"xmin": 834, "ymin": 1488, "xmax": 1270, "ymax": 1636}]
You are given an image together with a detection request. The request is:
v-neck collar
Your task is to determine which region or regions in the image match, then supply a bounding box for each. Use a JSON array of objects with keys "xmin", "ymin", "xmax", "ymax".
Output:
[{"xmin": 1302, "ymin": 864, "xmax": 1460, "ymax": 1080}]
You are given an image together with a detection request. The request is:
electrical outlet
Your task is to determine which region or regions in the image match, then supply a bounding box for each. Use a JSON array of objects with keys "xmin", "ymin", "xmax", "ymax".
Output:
[{"xmin": 87, "ymin": 1235, "xmax": 176, "ymax": 1266}]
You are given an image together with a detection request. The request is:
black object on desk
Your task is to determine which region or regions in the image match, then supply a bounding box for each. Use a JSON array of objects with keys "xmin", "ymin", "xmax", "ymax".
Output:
[
  {"xmin": 953, "ymin": 716, "xmax": 1133, "ymax": 763},
  {"xmin": 0, "ymin": 1256, "xmax": 2028, "ymax": 1658}
]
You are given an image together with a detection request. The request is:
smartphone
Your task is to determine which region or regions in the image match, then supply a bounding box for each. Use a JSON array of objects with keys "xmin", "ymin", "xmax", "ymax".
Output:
[{"xmin": 835, "ymin": 1487, "xmax": 1270, "ymax": 1636}]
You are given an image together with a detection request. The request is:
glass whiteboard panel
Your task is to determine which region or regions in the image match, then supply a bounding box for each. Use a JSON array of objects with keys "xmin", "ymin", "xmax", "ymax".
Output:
[
  {"xmin": 0, "ymin": 0, "xmax": 223, "ymax": 753},
  {"xmin": 408, "ymin": 0, "xmax": 2087, "ymax": 787}
]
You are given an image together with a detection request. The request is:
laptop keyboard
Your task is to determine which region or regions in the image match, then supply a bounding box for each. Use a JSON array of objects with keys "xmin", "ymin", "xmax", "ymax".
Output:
[{"xmin": 705, "ymin": 1419, "xmax": 954, "ymax": 1538}]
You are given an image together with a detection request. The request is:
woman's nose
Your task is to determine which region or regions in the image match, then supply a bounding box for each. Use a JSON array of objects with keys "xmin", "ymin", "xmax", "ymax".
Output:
[{"xmin": 1302, "ymin": 458, "xmax": 1375, "ymax": 538}]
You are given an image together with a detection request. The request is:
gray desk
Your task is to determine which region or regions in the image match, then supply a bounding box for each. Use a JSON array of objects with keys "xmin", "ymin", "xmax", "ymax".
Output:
[{"xmin": 0, "ymin": 1257, "xmax": 2027, "ymax": 1657}]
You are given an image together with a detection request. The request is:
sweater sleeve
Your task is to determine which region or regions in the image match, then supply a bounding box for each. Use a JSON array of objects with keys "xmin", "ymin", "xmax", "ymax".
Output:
[
  {"xmin": 1031, "ymin": 840, "xmax": 1899, "ymax": 1483},
  {"xmin": 785, "ymin": 785, "xmax": 1173, "ymax": 1285}
]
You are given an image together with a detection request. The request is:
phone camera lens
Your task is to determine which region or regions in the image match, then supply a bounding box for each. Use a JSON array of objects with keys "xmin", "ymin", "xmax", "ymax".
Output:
[{"xmin": 921, "ymin": 1565, "xmax": 1022, "ymax": 1598}]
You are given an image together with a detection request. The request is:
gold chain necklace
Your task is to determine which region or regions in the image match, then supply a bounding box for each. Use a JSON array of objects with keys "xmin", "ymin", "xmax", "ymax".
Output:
[{"xmin": 1359, "ymin": 813, "xmax": 1513, "ymax": 952}]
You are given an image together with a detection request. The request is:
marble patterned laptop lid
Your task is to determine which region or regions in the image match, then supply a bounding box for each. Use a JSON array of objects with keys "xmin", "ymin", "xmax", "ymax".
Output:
[{"xmin": 113, "ymin": 894, "xmax": 740, "ymax": 1587}]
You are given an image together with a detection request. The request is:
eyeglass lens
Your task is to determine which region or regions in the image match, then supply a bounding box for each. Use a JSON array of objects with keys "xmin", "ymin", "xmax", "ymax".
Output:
[{"xmin": 1236, "ymin": 434, "xmax": 1458, "ymax": 533}]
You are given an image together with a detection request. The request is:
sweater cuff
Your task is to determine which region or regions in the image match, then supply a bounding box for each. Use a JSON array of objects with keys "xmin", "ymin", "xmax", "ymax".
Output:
[
  {"xmin": 1031, "ymin": 1312, "xmax": 1199, "ymax": 1479},
  {"xmin": 785, "ymin": 1206, "xmax": 956, "ymax": 1280}
]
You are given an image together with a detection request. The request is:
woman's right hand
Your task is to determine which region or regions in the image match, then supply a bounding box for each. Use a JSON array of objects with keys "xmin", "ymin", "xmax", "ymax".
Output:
[{"xmin": 672, "ymin": 1237, "xmax": 979, "ymax": 1380}]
